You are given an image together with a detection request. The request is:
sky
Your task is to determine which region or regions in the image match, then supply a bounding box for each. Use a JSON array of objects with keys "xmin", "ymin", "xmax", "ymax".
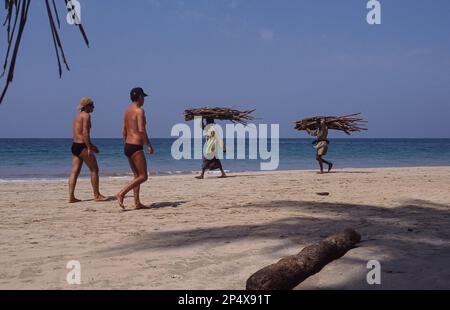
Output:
[{"xmin": 0, "ymin": 0, "xmax": 449, "ymax": 138}]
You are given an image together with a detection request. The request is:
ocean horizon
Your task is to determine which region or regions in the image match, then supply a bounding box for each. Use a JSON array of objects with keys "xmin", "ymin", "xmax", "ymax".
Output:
[{"xmin": 1, "ymin": 138, "xmax": 449, "ymax": 180}]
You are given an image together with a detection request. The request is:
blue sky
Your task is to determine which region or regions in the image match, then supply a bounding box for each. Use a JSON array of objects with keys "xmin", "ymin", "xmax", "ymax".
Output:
[{"xmin": 0, "ymin": 0, "xmax": 449, "ymax": 138}]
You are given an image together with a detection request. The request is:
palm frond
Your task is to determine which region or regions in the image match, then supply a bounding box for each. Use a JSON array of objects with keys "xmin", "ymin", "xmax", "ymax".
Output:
[{"xmin": 0, "ymin": 0, "xmax": 90, "ymax": 104}]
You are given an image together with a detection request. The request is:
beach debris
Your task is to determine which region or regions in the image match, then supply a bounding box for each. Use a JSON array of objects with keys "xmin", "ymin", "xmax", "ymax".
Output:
[
  {"xmin": 294, "ymin": 113, "xmax": 368, "ymax": 135},
  {"xmin": 171, "ymin": 274, "xmax": 183, "ymax": 279},
  {"xmin": 246, "ymin": 228, "xmax": 361, "ymax": 290},
  {"xmin": 1, "ymin": 0, "xmax": 89, "ymax": 104},
  {"xmin": 184, "ymin": 107, "xmax": 256, "ymax": 125},
  {"xmin": 316, "ymin": 192, "xmax": 330, "ymax": 196},
  {"xmin": 383, "ymin": 269, "xmax": 405, "ymax": 274}
]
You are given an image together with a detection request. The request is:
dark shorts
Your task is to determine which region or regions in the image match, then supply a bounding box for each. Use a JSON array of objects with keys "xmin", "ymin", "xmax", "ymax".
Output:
[
  {"xmin": 202, "ymin": 157, "xmax": 223, "ymax": 171},
  {"xmin": 71, "ymin": 143, "xmax": 87, "ymax": 157},
  {"xmin": 124, "ymin": 143, "xmax": 143, "ymax": 158}
]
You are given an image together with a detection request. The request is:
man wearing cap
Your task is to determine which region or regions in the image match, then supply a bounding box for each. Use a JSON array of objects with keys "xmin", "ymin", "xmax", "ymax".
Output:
[
  {"xmin": 115, "ymin": 87, "xmax": 154, "ymax": 210},
  {"xmin": 68, "ymin": 97, "xmax": 108, "ymax": 203}
]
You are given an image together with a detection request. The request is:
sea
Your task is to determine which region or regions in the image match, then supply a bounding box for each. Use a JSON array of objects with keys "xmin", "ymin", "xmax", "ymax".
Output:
[{"xmin": 0, "ymin": 138, "xmax": 449, "ymax": 181}]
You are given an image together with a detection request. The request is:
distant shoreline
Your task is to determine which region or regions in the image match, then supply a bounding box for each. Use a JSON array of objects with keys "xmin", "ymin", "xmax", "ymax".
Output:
[
  {"xmin": 1, "ymin": 165, "xmax": 450, "ymax": 182},
  {"xmin": 1, "ymin": 138, "xmax": 449, "ymax": 180}
]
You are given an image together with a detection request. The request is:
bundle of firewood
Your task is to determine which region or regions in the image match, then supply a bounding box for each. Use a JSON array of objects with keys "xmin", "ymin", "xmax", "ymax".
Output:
[
  {"xmin": 184, "ymin": 107, "xmax": 256, "ymax": 124},
  {"xmin": 294, "ymin": 113, "xmax": 367, "ymax": 135}
]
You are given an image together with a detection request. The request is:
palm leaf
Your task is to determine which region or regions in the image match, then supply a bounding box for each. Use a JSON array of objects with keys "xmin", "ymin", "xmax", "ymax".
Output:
[{"xmin": 0, "ymin": 0, "xmax": 90, "ymax": 104}]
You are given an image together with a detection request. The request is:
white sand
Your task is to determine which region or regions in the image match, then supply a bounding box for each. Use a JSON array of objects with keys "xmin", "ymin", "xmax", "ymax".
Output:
[{"xmin": 0, "ymin": 167, "xmax": 449, "ymax": 289}]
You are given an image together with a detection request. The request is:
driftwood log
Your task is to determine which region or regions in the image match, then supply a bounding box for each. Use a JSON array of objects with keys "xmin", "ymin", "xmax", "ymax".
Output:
[{"xmin": 246, "ymin": 228, "xmax": 361, "ymax": 290}]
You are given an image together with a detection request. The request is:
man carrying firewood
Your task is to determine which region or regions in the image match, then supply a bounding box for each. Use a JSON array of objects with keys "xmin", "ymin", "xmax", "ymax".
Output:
[
  {"xmin": 195, "ymin": 118, "xmax": 227, "ymax": 179},
  {"xmin": 307, "ymin": 119, "xmax": 333, "ymax": 174}
]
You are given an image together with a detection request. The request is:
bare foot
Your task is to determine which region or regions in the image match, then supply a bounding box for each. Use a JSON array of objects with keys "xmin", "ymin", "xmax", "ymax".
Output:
[
  {"xmin": 195, "ymin": 175, "xmax": 204, "ymax": 179},
  {"xmin": 115, "ymin": 192, "xmax": 125, "ymax": 210},
  {"xmin": 317, "ymin": 171, "xmax": 324, "ymax": 174},
  {"xmin": 327, "ymin": 163, "xmax": 333, "ymax": 173},
  {"xmin": 218, "ymin": 174, "xmax": 227, "ymax": 178},
  {"xmin": 94, "ymin": 194, "xmax": 109, "ymax": 202},
  {"xmin": 68, "ymin": 197, "xmax": 81, "ymax": 203},
  {"xmin": 135, "ymin": 203, "xmax": 147, "ymax": 210}
]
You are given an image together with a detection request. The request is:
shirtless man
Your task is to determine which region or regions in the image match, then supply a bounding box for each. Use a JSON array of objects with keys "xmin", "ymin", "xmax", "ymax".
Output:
[
  {"xmin": 68, "ymin": 97, "xmax": 108, "ymax": 203},
  {"xmin": 115, "ymin": 87, "xmax": 154, "ymax": 210}
]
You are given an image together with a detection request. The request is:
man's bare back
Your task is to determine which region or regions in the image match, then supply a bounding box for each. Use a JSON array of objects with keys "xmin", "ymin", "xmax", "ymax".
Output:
[
  {"xmin": 72, "ymin": 112, "xmax": 91, "ymax": 144},
  {"xmin": 123, "ymin": 105, "xmax": 147, "ymax": 145}
]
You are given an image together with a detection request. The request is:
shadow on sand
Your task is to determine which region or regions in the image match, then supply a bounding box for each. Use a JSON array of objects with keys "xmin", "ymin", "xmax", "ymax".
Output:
[
  {"xmin": 121, "ymin": 200, "xmax": 187, "ymax": 212},
  {"xmin": 98, "ymin": 198, "xmax": 450, "ymax": 288}
]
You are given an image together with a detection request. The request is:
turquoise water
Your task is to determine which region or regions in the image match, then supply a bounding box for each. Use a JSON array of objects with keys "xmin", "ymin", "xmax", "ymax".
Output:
[{"xmin": 0, "ymin": 138, "xmax": 449, "ymax": 180}]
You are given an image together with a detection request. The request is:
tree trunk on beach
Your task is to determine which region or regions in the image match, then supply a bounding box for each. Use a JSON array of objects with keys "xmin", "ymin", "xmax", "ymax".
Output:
[{"xmin": 246, "ymin": 228, "xmax": 361, "ymax": 290}]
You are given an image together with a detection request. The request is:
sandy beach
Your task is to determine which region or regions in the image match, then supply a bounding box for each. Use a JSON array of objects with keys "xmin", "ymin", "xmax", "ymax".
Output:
[{"xmin": 0, "ymin": 166, "xmax": 449, "ymax": 290}]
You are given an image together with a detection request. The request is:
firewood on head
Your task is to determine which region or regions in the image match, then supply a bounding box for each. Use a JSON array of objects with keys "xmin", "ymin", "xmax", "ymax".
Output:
[
  {"xmin": 246, "ymin": 228, "xmax": 361, "ymax": 290},
  {"xmin": 184, "ymin": 107, "xmax": 256, "ymax": 125},
  {"xmin": 294, "ymin": 113, "xmax": 368, "ymax": 135}
]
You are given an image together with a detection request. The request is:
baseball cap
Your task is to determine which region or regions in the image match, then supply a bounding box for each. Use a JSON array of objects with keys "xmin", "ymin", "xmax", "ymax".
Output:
[{"xmin": 130, "ymin": 87, "xmax": 148, "ymax": 100}]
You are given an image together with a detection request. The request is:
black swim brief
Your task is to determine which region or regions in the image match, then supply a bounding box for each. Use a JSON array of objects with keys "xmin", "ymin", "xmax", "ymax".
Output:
[
  {"xmin": 71, "ymin": 143, "xmax": 87, "ymax": 157},
  {"xmin": 124, "ymin": 143, "xmax": 144, "ymax": 158}
]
